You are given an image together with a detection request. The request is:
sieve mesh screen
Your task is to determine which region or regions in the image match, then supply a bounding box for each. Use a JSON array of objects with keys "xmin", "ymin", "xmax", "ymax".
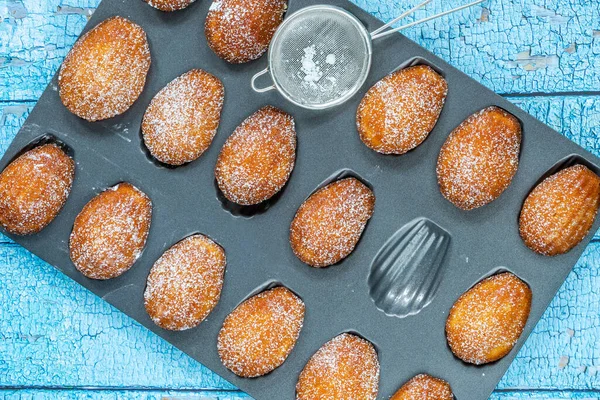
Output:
[{"xmin": 269, "ymin": 7, "xmax": 372, "ymax": 109}]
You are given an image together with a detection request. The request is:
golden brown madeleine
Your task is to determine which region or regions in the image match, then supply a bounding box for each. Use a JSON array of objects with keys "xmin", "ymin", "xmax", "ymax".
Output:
[
  {"xmin": 215, "ymin": 106, "xmax": 296, "ymax": 205},
  {"xmin": 142, "ymin": 69, "xmax": 225, "ymax": 166},
  {"xmin": 58, "ymin": 16, "xmax": 151, "ymax": 121},
  {"xmin": 357, "ymin": 65, "xmax": 448, "ymax": 155},
  {"xmin": 205, "ymin": 0, "xmax": 287, "ymax": 63},
  {"xmin": 290, "ymin": 177, "xmax": 375, "ymax": 267},
  {"xmin": 70, "ymin": 183, "xmax": 152, "ymax": 280},
  {"xmin": 143, "ymin": 0, "xmax": 195, "ymax": 11},
  {"xmin": 520, "ymin": 164, "xmax": 600, "ymax": 256},
  {"xmin": 0, "ymin": 144, "xmax": 74, "ymax": 235},
  {"xmin": 437, "ymin": 106, "xmax": 521, "ymax": 210},
  {"xmin": 446, "ymin": 272, "xmax": 531, "ymax": 365},
  {"xmin": 144, "ymin": 234, "xmax": 226, "ymax": 330},
  {"xmin": 218, "ymin": 287, "xmax": 305, "ymax": 377},
  {"xmin": 390, "ymin": 374, "xmax": 453, "ymax": 400},
  {"xmin": 296, "ymin": 333, "xmax": 380, "ymax": 400}
]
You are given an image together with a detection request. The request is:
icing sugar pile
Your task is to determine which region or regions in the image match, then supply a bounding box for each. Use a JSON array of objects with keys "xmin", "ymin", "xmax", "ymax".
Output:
[
  {"xmin": 300, "ymin": 45, "xmax": 323, "ymax": 83},
  {"xmin": 300, "ymin": 45, "xmax": 338, "ymax": 84}
]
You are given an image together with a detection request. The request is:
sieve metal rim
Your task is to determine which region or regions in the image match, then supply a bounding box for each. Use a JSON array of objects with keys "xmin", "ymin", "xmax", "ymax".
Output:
[{"xmin": 266, "ymin": 4, "xmax": 374, "ymax": 110}]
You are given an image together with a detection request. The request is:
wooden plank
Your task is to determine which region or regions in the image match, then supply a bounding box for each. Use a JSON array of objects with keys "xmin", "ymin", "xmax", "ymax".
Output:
[
  {"xmin": 1, "ymin": 0, "xmax": 599, "ymax": 102},
  {"xmin": 0, "ymin": 242, "xmax": 235, "ymax": 390},
  {"xmin": 2, "ymin": 0, "xmax": 600, "ymax": 390},
  {"xmin": 0, "ymin": 389, "xmax": 249, "ymax": 399},
  {"xmin": 0, "ymin": 225, "xmax": 599, "ymax": 391},
  {"xmin": 2, "ymin": 389, "xmax": 600, "ymax": 399},
  {"xmin": 1, "ymin": 95, "xmax": 600, "ymax": 391}
]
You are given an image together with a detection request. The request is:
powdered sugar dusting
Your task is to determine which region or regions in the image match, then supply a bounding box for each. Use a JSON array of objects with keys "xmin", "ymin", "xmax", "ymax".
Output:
[
  {"xmin": 290, "ymin": 42, "xmax": 348, "ymax": 103},
  {"xmin": 145, "ymin": 0, "xmax": 196, "ymax": 12},
  {"xmin": 519, "ymin": 164, "xmax": 600, "ymax": 256},
  {"xmin": 144, "ymin": 234, "xmax": 226, "ymax": 331},
  {"xmin": 301, "ymin": 45, "xmax": 323, "ymax": 83},
  {"xmin": 205, "ymin": 0, "xmax": 287, "ymax": 63},
  {"xmin": 296, "ymin": 333, "xmax": 380, "ymax": 400},
  {"xmin": 0, "ymin": 144, "xmax": 74, "ymax": 235},
  {"xmin": 215, "ymin": 106, "xmax": 296, "ymax": 205},
  {"xmin": 290, "ymin": 177, "xmax": 375, "ymax": 267},
  {"xmin": 70, "ymin": 183, "xmax": 152, "ymax": 280},
  {"xmin": 270, "ymin": 8, "xmax": 369, "ymax": 107},
  {"xmin": 357, "ymin": 65, "xmax": 448, "ymax": 155},
  {"xmin": 58, "ymin": 16, "xmax": 151, "ymax": 122},
  {"xmin": 217, "ymin": 287, "xmax": 305, "ymax": 377},
  {"xmin": 446, "ymin": 272, "xmax": 532, "ymax": 365},
  {"xmin": 437, "ymin": 106, "xmax": 522, "ymax": 210},
  {"xmin": 142, "ymin": 69, "xmax": 224, "ymax": 166},
  {"xmin": 391, "ymin": 374, "xmax": 453, "ymax": 400}
]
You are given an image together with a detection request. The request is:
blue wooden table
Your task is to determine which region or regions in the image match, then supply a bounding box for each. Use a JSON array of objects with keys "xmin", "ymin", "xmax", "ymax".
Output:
[{"xmin": 1, "ymin": 0, "xmax": 599, "ymax": 398}]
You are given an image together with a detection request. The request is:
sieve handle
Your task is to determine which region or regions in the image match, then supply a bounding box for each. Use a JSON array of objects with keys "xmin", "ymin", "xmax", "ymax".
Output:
[
  {"xmin": 251, "ymin": 68, "xmax": 276, "ymax": 93},
  {"xmin": 371, "ymin": 0, "xmax": 486, "ymax": 40}
]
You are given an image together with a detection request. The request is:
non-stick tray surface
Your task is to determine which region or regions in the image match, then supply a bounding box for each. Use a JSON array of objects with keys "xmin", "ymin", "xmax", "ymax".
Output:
[{"xmin": 3, "ymin": 0, "xmax": 599, "ymax": 398}]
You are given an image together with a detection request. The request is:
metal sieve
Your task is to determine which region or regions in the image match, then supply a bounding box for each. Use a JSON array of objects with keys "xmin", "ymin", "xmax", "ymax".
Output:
[{"xmin": 251, "ymin": 0, "xmax": 486, "ymax": 110}]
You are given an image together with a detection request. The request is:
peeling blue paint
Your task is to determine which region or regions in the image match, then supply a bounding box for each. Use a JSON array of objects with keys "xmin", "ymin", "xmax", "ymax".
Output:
[
  {"xmin": 2, "ymin": 0, "xmax": 600, "ymax": 102},
  {"xmin": 509, "ymin": 48, "xmax": 560, "ymax": 71},
  {"xmin": 0, "ymin": 1, "xmax": 28, "ymax": 20},
  {"xmin": 1, "ymin": 0, "xmax": 600, "ymax": 398},
  {"xmin": 2, "ymin": 95, "xmax": 600, "ymax": 397},
  {"xmin": 531, "ymin": 4, "xmax": 571, "ymax": 25},
  {"xmin": 55, "ymin": 5, "xmax": 94, "ymax": 17}
]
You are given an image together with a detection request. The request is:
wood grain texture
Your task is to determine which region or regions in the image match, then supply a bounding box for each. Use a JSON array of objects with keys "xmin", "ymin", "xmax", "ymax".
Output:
[
  {"xmin": 2, "ymin": 97, "xmax": 600, "ymax": 395},
  {"xmin": 0, "ymin": 390, "xmax": 249, "ymax": 399},
  {"xmin": 2, "ymin": 389, "xmax": 600, "ymax": 399},
  {"xmin": 1, "ymin": 0, "xmax": 599, "ymax": 102},
  {"xmin": 1, "ymin": 240, "xmax": 599, "ymax": 392},
  {"xmin": 1, "ymin": 0, "xmax": 600, "ymax": 398}
]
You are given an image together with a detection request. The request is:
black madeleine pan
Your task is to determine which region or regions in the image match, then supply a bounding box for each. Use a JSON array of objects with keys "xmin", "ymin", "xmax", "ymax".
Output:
[{"xmin": 2, "ymin": 0, "xmax": 599, "ymax": 399}]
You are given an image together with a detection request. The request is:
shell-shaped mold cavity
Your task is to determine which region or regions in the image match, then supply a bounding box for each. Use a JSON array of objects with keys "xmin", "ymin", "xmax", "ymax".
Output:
[{"xmin": 368, "ymin": 218, "xmax": 451, "ymax": 318}]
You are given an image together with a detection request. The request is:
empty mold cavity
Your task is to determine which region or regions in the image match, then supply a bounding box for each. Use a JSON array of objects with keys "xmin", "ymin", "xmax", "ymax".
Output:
[
  {"xmin": 392, "ymin": 56, "xmax": 446, "ymax": 77},
  {"xmin": 8, "ymin": 134, "xmax": 75, "ymax": 163},
  {"xmin": 368, "ymin": 217, "xmax": 451, "ymax": 318}
]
